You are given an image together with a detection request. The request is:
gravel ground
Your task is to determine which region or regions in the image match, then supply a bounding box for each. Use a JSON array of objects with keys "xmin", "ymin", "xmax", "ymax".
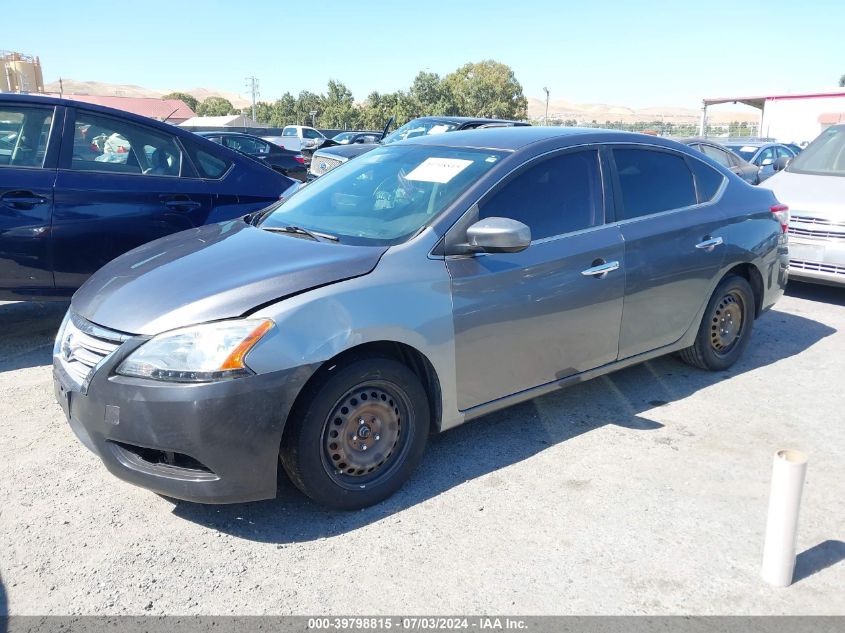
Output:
[{"xmin": 0, "ymin": 282, "xmax": 843, "ymax": 616}]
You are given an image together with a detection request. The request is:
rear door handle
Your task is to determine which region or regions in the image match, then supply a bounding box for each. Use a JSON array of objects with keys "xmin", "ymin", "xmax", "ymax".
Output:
[
  {"xmin": 161, "ymin": 196, "xmax": 202, "ymax": 211},
  {"xmin": 1, "ymin": 191, "xmax": 47, "ymax": 209},
  {"xmin": 695, "ymin": 237, "xmax": 724, "ymax": 251},
  {"xmin": 581, "ymin": 260, "xmax": 620, "ymax": 278}
]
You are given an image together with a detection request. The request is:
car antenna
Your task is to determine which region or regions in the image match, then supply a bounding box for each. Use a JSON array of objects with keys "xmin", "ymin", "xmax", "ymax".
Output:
[{"xmin": 162, "ymin": 107, "xmax": 181, "ymax": 124}]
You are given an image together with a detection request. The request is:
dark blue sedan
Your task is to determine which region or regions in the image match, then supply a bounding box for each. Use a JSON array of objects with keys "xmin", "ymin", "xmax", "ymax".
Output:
[{"xmin": 0, "ymin": 93, "xmax": 294, "ymax": 301}]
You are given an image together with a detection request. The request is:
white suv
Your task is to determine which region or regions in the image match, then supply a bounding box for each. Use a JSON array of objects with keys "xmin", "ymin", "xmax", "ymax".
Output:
[{"xmin": 761, "ymin": 124, "xmax": 845, "ymax": 286}]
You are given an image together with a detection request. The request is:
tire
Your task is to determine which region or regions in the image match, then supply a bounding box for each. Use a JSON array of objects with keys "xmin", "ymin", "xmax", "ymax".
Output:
[
  {"xmin": 280, "ymin": 357, "xmax": 430, "ymax": 510},
  {"xmin": 679, "ymin": 274, "xmax": 755, "ymax": 371}
]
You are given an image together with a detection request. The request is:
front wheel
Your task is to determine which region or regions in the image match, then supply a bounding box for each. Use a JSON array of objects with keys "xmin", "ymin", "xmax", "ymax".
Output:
[
  {"xmin": 679, "ymin": 274, "xmax": 755, "ymax": 371},
  {"xmin": 280, "ymin": 357, "xmax": 430, "ymax": 510}
]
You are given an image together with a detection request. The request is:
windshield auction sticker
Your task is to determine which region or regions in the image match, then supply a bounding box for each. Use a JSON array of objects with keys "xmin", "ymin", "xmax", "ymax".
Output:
[{"xmin": 405, "ymin": 157, "xmax": 473, "ymax": 183}]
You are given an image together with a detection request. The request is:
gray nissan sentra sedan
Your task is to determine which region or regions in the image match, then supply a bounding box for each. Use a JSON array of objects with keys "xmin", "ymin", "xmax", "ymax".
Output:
[{"xmin": 53, "ymin": 127, "xmax": 790, "ymax": 509}]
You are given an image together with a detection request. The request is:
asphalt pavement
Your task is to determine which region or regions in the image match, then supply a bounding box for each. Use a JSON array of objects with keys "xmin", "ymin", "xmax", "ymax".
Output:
[{"xmin": 0, "ymin": 283, "xmax": 843, "ymax": 615}]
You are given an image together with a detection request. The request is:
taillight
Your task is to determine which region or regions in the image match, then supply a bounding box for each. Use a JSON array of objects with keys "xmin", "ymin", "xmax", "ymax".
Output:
[
  {"xmin": 770, "ymin": 204, "xmax": 789, "ymax": 233},
  {"xmin": 294, "ymin": 155, "xmax": 305, "ymax": 164}
]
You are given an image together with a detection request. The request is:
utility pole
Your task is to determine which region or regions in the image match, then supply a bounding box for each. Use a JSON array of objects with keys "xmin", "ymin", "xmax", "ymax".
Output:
[
  {"xmin": 543, "ymin": 87, "xmax": 550, "ymax": 126},
  {"xmin": 245, "ymin": 76, "xmax": 259, "ymax": 122}
]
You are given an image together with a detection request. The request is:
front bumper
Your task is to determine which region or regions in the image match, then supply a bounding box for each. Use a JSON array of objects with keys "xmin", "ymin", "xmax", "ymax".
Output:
[
  {"xmin": 53, "ymin": 338, "xmax": 315, "ymax": 504},
  {"xmin": 788, "ymin": 234, "xmax": 845, "ymax": 287}
]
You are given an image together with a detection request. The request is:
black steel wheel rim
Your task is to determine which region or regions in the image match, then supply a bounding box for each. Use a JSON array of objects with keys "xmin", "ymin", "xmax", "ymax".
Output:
[
  {"xmin": 710, "ymin": 290, "xmax": 745, "ymax": 355},
  {"xmin": 320, "ymin": 379, "xmax": 412, "ymax": 490}
]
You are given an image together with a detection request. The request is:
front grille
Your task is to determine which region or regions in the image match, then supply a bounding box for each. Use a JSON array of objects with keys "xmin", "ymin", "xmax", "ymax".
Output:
[
  {"xmin": 56, "ymin": 314, "xmax": 129, "ymax": 389},
  {"xmin": 790, "ymin": 215, "xmax": 845, "ymax": 240},
  {"xmin": 789, "ymin": 259, "xmax": 845, "ymax": 276},
  {"xmin": 791, "ymin": 215, "xmax": 845, "ymax": 228},
  {"xmin": 309, "ymin": 154, "xmax": 344, "ymax": 177},
  {"xmin": 789, "ymin": 227, "xmax": 845, "ymax": 240}
]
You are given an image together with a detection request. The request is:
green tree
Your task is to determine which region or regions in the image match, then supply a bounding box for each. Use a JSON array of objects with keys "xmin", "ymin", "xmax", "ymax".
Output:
[
  {"xmin": 840, "ymin": 74, "xmax": 845, "ymax": 87},
  {"xmin": 409, "ymin": 71, "xmax": 451, "ymax": 115},
  {"xmin": 271, "ymin": 92, "xmax": 297, "ymax": 127},
  {"xmin": 321, "ymin": 80, "xmax": 359, "ymax": 129},
  {"xmin": 254, "ymin": 101, "xmax": 274, "ymax": 124},
  {"xmin": 443, "ymin": 60, "xmax": 527, "ymax": 119},
  {"xmin": 161, "ymin": 91, "xmax": 199, "ymax": 112},
  {"xmin": 295, "ymin": 90, "xmax": 324, "ymax": 126},
  {"xmin": 196, "ymin": 96, "xmax": 235, "ymax": 116}
]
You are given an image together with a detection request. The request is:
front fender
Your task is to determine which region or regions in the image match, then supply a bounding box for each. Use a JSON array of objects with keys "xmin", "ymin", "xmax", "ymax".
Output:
[{"xmin": 244, "ymin": 228, "xmax": 464, "ymax": 431}]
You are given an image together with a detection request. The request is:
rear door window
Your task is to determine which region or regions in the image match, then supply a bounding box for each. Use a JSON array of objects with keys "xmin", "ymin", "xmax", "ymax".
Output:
[
  {"xmin": 700, "ymin": 144, "xmax": 732, "ymax": 168},
  {"xmin": 222, "ymin": 135, "xmax": 259, "ymax": 153},
  {"xmin": 479, "ymin": 150, "xmax": 604, "ymax": 240},
  {"xmin": 281, "ymin": 127, "xmax": 297, "ymax": 137},
  {"xmin": 0, "ymin": 105, "xmax": 54, "ymax": 168},
  {"xmin": 613, "ymin": 148, "xmax": 697, "ymax": 219},
  {"xmin": 70, "ymin": 111, "xmax": 182, "ymax": 176}
]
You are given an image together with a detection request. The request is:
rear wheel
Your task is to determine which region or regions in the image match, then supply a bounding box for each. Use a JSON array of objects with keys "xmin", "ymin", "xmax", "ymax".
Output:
[
  {"xmin": 280, "ymin": 357, "xmax": 429, "ymax": 510},
  {"xmin": 679, "ymin": 275, "xmax": 755, "ymax": 371}
]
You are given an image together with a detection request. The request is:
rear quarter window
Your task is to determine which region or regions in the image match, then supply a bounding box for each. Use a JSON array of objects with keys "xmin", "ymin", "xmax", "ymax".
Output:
[
  {"xmin": 689, "ymin": 158, "xmax": 726, "ymax": 203},
  {"xmin": 182, "ymin": 138, "xmax": 232, "ymax": 179}
]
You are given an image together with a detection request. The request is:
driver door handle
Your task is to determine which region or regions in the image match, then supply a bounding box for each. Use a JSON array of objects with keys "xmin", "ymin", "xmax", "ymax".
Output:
[
  {"xmin": 695, "ymin": 236, "xmax": 724, "ymax": 251},
  {"xmin": 1, "ymin": 191, "xmax": 47, "ymax": 209},
  {"xmin": 581, "ymin": 260, "xmax": 620, "ymax": 278}
]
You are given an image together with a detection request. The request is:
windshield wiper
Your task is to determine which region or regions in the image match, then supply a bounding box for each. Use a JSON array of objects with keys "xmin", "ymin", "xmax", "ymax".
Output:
[{"xmin": 263, "ymin": 225, "xmax": 339, "ymax": 242}]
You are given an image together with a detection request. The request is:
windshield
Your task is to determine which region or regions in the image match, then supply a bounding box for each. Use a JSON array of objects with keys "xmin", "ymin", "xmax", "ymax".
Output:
[
  {"xmin": 381, "ymin": 118, "xmax": 458, "ymax": 145},
  {"xmin": 787, "ymin": 126, "xmax": 845, "ymax": 177},
  {"xmin": 332, "ymin": 132, "xmax": 355, "ymax": 142},
  {"xmin": 725, "ymin": 144, "xmax": 758, "ymax": 161},
  {"xmin": 259, "ymin": 145, "xmax": 505, "ymax": 245}
]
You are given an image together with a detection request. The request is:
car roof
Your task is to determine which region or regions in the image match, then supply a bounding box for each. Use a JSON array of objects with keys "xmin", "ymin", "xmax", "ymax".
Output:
[
  {"xmin": 410, "ymin": 115, "xmax": 525, "ymax": 126},
  {"xmin": 0, "ymin": 92, "xmax": 195, "ymax": 136},
  {"xmin": 722, "ymin": 140, "xmax": 780, "ymax": 148},
  {"xmin": 195, "ymin": 131, "xmax": 255, "ymax": 138},
  {"xmin": 392, "ymin": 125, "xmax": 685, "ymax": 152}
]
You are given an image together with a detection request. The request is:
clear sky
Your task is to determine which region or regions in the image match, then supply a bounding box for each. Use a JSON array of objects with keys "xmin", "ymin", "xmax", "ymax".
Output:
[{"xmin": 6, "ymin": 0, "xmax": 844, "ymax": 108}]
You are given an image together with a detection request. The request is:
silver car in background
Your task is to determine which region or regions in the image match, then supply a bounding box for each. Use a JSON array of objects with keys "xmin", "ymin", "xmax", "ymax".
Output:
[
  {"xmin": 53, "ymin": 127, "xmax": 789, "ymax": 510},
  {"xmin": 761, "ymin": 124, "xmax": 845, "ymax": 286}
]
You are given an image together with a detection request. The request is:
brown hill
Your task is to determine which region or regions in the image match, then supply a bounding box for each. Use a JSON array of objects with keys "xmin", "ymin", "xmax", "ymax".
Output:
[
  {"xmin": 43, "ymin": 79, "xmax": 251, "ymax": 108},
  {"xmin": 526, "ymin": 97, "xmax": 758, "ymax": 124}
]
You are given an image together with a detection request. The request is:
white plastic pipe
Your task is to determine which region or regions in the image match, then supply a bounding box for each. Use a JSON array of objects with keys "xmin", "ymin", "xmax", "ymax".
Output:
[{"xmin": 761, "ymin": 449, "xmax": 808, "ymax": 587}]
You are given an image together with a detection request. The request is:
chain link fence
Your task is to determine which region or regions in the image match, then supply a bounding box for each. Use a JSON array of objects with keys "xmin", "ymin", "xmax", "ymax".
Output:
[{"xmin": 539, "ymin": 116, "xmax": 760, "ymax": 138}]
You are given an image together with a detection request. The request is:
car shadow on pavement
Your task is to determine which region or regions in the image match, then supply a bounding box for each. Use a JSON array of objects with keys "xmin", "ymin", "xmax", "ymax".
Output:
[
  {"xmin": 0, "ymin": 301, "xmax": 68, "ymax": 373},
  {"xmin": 0, "ymin": 571, "xmax": 7, "ymax": 626},
  {"xmin": 785, "ymin": 280, "xmax": 845, "ymax": 307},
  {"xmin": 173, "ymin": 307, "xmax": 836, "ymax": 543},
  {"xmin": 792, "ymin": 540, "xmax": 845, "ymax": 584}
]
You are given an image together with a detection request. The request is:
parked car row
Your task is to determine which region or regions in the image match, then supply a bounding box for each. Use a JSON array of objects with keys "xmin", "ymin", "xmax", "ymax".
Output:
[
  {"xmin": 308, "ymin": 116, "xmax": 530, "ymax": 178},
  {"xmin": 0, "ymin": 91, "xmax": 837, "ymax": 511}
]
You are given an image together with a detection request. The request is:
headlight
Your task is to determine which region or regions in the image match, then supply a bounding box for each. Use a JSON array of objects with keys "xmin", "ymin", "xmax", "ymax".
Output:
[{"xmin": 116, "ymin": 319, "xmax": 274, "ymax": 382}]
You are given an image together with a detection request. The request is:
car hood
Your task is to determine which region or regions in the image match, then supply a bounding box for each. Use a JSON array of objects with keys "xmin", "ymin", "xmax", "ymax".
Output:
[
  {"xmin": 72, "ymin": 220, "xmax": 387, "ymax": 335},
  {"xmin": 761, "ymin": 170, "xmax": 845, "ymax": 218},
  {"xmin": 314, "ymin": 142, "xmax": 379, "ymax": 161}
]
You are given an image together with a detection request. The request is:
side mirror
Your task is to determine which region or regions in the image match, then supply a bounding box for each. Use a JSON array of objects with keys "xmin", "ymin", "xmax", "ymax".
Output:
[
  {"xmin": 465, "ymin": 217, "xmax": 531, "ymax": 253},
  {"xmin": 774, "ymin": 156, "xmax": 790, "ymax": 172},
  {"xmin": 760, "ymin": 157, "xmax": 774, "ymax": 167}
]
